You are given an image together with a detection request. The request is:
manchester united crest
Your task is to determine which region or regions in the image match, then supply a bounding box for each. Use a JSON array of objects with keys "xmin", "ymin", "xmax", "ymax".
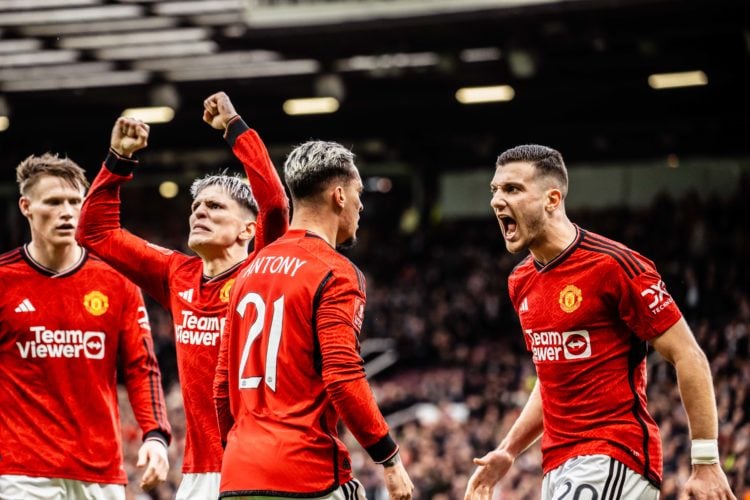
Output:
[
  {"xmin": 84, "ymin": 290, "xmax": 109, "ymax": 316},
  {"xmin": 559, "ymin": 285, "xmax": 582, "ymax": 313},
  {"xmin": 220, "ymin": 279, "xmax": 235, "ymax": 303}
]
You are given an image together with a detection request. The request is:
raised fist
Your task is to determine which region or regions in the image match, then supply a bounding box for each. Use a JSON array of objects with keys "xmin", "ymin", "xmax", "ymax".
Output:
[
  {"xmin": 203, "ymin": 91, "xmax": 239, "ymax": 130},
  {"xmin": 111, "ymin": 117, "xmax": 149, "ymax": 158}
]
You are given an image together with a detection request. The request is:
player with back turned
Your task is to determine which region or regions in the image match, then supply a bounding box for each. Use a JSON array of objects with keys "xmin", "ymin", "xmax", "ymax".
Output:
[
  {"xmin": 77, "ymin": 92, "xmax": 289, "ymax": 499},
  {"xmin": 464, "ymin": 145, "xmax": 735, "ymax": 500},
  {"xmin": 214, "ymin": 140, "xmax": 414, "ymax": 499},
  {"xmin": 0, "ymin": 152, "xmax": 171, "ymax": 499}
]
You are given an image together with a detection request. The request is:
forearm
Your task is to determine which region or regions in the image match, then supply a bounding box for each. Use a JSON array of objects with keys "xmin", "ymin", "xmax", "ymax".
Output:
[
  {"xmin": 226, "ymin": 119, "xmax": 289, "ymax": 249},
  {"xmin": 497, "ymin": 380, "xmax": 544, "ymax": 457},
  {"xmin": 673, "ymin": 347, "xmax": 718, "ymax": 439},
  {"xmin": 326, "ymin": 376, "xmax": 397, "ymax": 463}
]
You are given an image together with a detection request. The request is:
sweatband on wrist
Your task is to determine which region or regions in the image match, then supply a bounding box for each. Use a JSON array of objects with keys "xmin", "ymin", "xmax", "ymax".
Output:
[{"xmin": 691, "ymin": 439, "xmax": 719, "ymax": 465}]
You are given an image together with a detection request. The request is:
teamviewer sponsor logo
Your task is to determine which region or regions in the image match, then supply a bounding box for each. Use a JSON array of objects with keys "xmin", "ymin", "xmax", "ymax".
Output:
[
  {"xmin": 525, "ymin": 329, "xmax": 592, "ymax": 362},
  {"xmin": 175, "ymin": 311, "xmax": 224, "ymax": 346},
  {"xmin": 17, "ymin": 326, "xmax": 106, "ymax": 359},
  {"xmin": 562, "ymin": 330, "xmax": 591, "ymax": 359},
  {"xmin": 83, "ymin": 332, "xmax": 105, "ymax": 359}
]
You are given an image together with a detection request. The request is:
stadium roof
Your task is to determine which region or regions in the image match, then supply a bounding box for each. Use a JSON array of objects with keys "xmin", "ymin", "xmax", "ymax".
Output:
[{"xmin": 0, "ymin": 0, "xmax": 747, "ymax": 181}]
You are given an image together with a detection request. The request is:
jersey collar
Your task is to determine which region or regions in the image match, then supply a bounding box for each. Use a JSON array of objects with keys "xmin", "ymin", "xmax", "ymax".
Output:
[{"xmin": 533, "ymin": 225, "xmax": 584, "ymax": 273}]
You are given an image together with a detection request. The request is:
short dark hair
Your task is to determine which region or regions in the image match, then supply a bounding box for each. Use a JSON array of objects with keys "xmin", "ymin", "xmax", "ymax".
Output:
[
  {"xmin": 284, "ymin": 140, "xmax": 357, "ymax": 200},
  {"xmin": 496, "ymin": 144, "xmax": 568, "ymax": 197},
  {"xmin": 16, "ymin": 152, "xmax": 89, "ymax": 196}
]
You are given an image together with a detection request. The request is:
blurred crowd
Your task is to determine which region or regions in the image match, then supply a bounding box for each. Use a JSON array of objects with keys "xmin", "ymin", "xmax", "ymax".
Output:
[{"xmin": 116, "ymin": 174, "xmax": 749, "ymax": 499}]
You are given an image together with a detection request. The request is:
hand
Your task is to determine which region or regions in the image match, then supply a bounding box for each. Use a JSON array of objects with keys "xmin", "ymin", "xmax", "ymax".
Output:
[
  {"xmin": 679, "ymin": 464, "xmax": 737, "ymax": 500},
  {"xmin": 111, "ymin": 117, "xmax": 149, "ymax": 158},
  {"xmin": 383, "ymin": 460, "xmax": 414, "ymax": 500},
  {"xmin": 203, "ymin": 91, "xmax": 239, "ymax": 130},
  {"xmin": 136, "ymin": 439, "xmax": 169, "ymax": 491},
  {"xmin": 464, "ymin": 449, "xmax": 515, "ymax": 500}
]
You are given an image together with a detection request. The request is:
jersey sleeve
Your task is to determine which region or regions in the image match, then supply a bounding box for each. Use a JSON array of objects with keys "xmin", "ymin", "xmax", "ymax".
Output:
[
  {"xmin": 610, "ymin": 252, "xmax": 683, "ymax": 341},
  {"xmin": 77, "ymin": 151, "xmax": 180, "ymax": 308},
  {"xmin": 317, "ymin": 266, "xmax": 398, "ymax": 464},
  {"xmin": 224, "ymin": 118, "xmax": 290, "ymax": 253},
  {"xmin": 213, "ymin": 307, "xmax": 234, "ymax": 446},
  {"xmin": 119, "ymin": 281, "xmax": 172, "ymax": 444}
]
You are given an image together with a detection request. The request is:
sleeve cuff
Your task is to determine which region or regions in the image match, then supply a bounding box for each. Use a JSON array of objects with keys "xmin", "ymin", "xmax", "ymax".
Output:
[
  {"xmin": 367, "ymin": 434, "xmax": 399, "ymax": 464},
  {"xmin": 224, "ymin": 116, "xmax": 250, "ymax": 147},
  {"xmin": 144, "ymin": 429, "xmax": 170, "ymax": 447},
  {"xmin": 104, "ymin": 149, "xmax": 139, "ymax": 176}
]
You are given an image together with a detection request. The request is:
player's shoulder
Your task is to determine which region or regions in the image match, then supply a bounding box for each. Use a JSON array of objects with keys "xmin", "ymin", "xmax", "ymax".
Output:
[
  {"xmin": 509, "ymin": 255, "xmax": 534, "ymax": 280},
  {"xmin": 577, "ymin": 228, "xmax": 652, "ymax": 278},
  {"xmin": 85, "ymin": 252, "xmax": 139, "ymax": 286},
  {"xmin": 0, "ymin": 247, "xmax": 24, "ymax": 268},
  {"xmin": 330, "ymin": 252, "xmax": 365, "ymax": 292},
  {"xmin": 279, "ymin": 231, "xmax": 364, "ymax": 290}
]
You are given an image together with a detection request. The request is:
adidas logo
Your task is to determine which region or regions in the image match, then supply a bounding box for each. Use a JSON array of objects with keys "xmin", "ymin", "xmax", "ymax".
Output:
[
  {"xmin": 519, "ymin": 297, "xmax": 529, "ymax": 313},
  {"xmin": 178, "ymin": 289, "xmax": 194, "ymax": 303},
  {"xmin": 15, "ymin": 299, "xmax": 36, "ymax": 313}
]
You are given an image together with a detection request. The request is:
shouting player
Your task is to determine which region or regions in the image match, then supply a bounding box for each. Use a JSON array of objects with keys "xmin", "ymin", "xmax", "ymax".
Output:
[
  {"xmin": 465, "ymin": 145, "xmax": 735, "ymax": 499},
  {"xmin": 0, "ymin": 153, "xmax": 171, "ymax": 498},
  {"xmin": 214, "ymin": 140, "xmax": 414, "ymax": 499},
  {"xmin": 77, "ymin": 92, "xmax": 289, "ymax": 499}
]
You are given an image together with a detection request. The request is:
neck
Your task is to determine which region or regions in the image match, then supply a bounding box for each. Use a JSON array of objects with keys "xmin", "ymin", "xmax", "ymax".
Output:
[
  {"xmin": 529, "ymin": 217, "xmax": 577, "ymax": 265},
  {"xmin": 289, "ymin": 208, "xmax": 337, "ymax": 248},
  {"xmin": 27, "ymin": 240, "xmax": 83, "ymax": 273},
  {"xmin": 199, "ymin": 246, "xmax": 248, "ymax": 278}
]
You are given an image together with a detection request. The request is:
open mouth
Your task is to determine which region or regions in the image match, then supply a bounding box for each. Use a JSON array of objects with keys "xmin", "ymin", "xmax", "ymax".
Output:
[
  {"xmin": 57, "ymin": 223, "xmax": 75, "ymax": 231},
  {"xmin": 498, "ymin": 215, "xmax": 518, "ymax": 240}
]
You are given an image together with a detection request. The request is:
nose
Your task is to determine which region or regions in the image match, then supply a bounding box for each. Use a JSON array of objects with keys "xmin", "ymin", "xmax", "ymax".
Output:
[
  {"xmin": 61, "ymin": 201, "xmax": 75, "ymax": 218},
  {"xmin": 491, "ymin": 191, "xmax": 505, "ymax": 210},
  {"xmin": 192, "ymin": 203, "xmax": 207, "ymax": 218}
]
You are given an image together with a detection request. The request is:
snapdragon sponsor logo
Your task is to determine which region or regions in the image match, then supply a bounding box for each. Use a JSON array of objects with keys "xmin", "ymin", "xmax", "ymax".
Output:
[
  {"xmin": 17, "ymin": 326, "xmax": 105, "ymax": 359},
  {"xmin": 175, "ymin": 311, "xmax": 224, "ymax": 346},
  {"xmin": 525, "ymin": 329, "xmax": 591, "ymax": 362}
]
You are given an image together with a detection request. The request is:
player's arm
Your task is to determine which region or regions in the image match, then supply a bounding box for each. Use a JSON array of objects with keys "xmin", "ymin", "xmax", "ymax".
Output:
[
  {"xmin": 203, "ymin": 91, "xmax": 289, "ymax": 251},
  {"xmin": 213, "ymin": 309, "xmax": 234, "ymax": 447},
  {"xmin": 317, "ymin": 273, "xmax": 413, "ymax": 500},
  {"xmin": 464, "ymin": 379, "xmax": 543, "ymax": 500},
  {"xmin": 651, "ymin": 319, "xmax": 736, "ymax": 500},
  {"xmin": 76, "ymin": 117, "xmax": 177, "ymax": 307},
  {"xmin": 118, "ymin": 282, "xmax": 172, "ymax": 491}
]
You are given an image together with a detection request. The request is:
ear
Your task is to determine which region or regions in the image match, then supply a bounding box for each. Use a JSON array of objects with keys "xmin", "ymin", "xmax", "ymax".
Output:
[
  {"xmin": 332, "ymin": 185, "xmax": 346, "ymax": 209},
  {"xmin": 238, "ymin": 219, "xmax": 257, "ymax": 243},
  {"xmin": 18, "ymin": 196, "xmax": 31, "ymax": 218},
  {"xmin": 545, "ymin": 188, "xmax": 563, "ymax": 213}
]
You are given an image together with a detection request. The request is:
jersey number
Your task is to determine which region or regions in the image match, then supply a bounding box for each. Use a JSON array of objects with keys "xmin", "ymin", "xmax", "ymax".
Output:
[{"xmin": 236, "ymin": 293, "xmax": 284, "ymax": 391}]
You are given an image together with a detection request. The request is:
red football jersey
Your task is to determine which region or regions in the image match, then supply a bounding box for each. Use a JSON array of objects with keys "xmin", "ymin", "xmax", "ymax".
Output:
[
  {"xmin": 76, "ymin": 120, "xmax": 289, "ymax": 473},
  {"xmin": 0, "ymin": 247, "xmax": 170, "ymax": 484},
  {"xmin": 508, "ymin": 226, "xmax": 682, "ymax": 487},
  {"xmin": 215, "ymin": 230, "xmax": 397, "ymax": 497}
]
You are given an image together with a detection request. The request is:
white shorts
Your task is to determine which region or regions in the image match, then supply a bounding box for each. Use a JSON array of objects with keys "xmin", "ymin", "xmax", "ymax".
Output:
[
  {"xmin": 0, "ymin": 474, "xmax": 125, "ymax": 500},
  {"xmin": 225, "ymin": 478, "xmax": 366, "ymax": 500},
  {"xmin": 176, "ymin": 472, "xmax": 221, "ymax": 500},
  {"xmin": 542, "ymin": 455, "xmax": 659, "ymax": 500}
]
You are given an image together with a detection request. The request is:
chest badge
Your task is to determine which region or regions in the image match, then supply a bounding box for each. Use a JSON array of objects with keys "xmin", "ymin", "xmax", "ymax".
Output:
[
  {"xmin": 84, "ymin": 290, "xmax": 109, "ymax": 316},
  {"xmin": 559, "ymin": 284, "xmax": 582, "ymax": 313},
  {"xmin": 220, "ymin": 279, "xmax": 235, "ymax": 303}
]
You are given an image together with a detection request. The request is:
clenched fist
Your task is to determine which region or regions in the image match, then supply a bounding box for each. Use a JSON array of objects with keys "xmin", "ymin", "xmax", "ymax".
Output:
[
  {"xmin": 203, "ymin": 91, "xmax": 239, "ymax": 130},
  {"xmin": 111, "ymin": 117, "xmax": 149, "ymax": 158}
]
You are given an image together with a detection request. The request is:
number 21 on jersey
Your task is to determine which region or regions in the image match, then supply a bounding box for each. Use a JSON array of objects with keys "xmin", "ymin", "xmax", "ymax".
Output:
[{"xmin": 235, "ymin": 292, "xmax": 284, "ymax": 391}]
